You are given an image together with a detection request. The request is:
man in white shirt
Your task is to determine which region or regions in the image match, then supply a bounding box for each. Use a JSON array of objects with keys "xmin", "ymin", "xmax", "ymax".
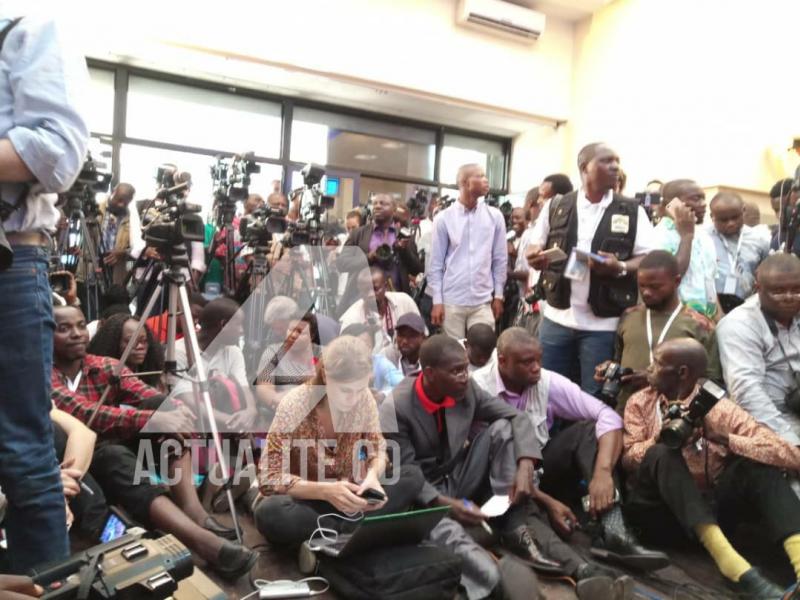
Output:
[{"xmin": 526, "ymin": 143, "xmax": 656, "ymax": 395}]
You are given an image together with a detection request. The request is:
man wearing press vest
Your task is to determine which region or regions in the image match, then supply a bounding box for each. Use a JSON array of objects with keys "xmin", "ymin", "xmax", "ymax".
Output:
[{"xmin": 526, "ymin": 143, "xmax": 656, "ymax": 396}]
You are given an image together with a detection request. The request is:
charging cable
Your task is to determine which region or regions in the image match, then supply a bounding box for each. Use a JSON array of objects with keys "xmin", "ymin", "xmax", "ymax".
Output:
[
  {"xmin": 306, "ymin": 511, "xmax": 363, "ymax": 552},
  {"xmin": 242, "ymin": 577, "xmax": 330, "ymax": 599}
]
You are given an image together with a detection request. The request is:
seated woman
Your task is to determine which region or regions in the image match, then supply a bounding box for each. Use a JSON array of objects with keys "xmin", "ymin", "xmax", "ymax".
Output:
[
  {"xmin": 255, "ymin": 310, "xmax": 321, "ymax": 420},
  {"xmin": 340, "ymin": 323, "xmax": 404, "ymax": 399},
  {"xmin": 88, "ymin": 313, "xmax": 165, "ymax": 391},
  {"xmin": 254, "ymin": 335, "xmax": 423, "ymax": 547}
]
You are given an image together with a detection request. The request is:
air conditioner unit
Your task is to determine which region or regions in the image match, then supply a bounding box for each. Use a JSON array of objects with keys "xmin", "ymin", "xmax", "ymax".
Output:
[{"xmin": 456, "ymin": 0, "xmax": 546, "ymax": 43}]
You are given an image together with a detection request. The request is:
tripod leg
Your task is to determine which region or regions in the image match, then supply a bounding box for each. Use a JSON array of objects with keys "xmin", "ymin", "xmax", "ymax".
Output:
[{"xmin": 176, "ymin": 283, "xmax": 244, "ymax": 545}]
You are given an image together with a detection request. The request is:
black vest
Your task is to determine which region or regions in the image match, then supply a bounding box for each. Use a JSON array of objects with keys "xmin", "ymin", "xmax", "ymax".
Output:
[{"xmin": 539, "ymin": 191, "xmax": 639, "ymax": 318}]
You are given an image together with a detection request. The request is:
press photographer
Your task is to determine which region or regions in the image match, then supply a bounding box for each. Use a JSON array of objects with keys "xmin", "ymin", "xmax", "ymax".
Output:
[
  {"xmin": 623, "ymin": 338, "xmax": 800, "ymax": 598},
  {"xmin": 336, "ymin": 192, "xmax": 422, "ymax": 316},
  {"xmin": 0, "ymin": 14, "xmax": 89, "ymax": 573}
]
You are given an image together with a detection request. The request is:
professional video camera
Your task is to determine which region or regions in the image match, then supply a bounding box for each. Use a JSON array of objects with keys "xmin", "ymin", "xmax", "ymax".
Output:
[
  {"xmin": 31, "ymin": 532, "xmax": 192, "ymax": 600},
  {"xmin": 210, "ymin": 152, "xmax": 261, "ymax": 224},
  {"xmin": 599, "ymin": 362, "xmax": 633, "ymax": 404},
  {"xmin": 239, "ymin": 205, "xmax": 287, "ymax": 246},
  {"xmin": 635, "ymin": 191, "xmax": 662, "ymax": 223},
  {"xmin": 284, "ymin": 163, "xmax": 335, "ymax": 247},
  {"xmin": 143, "ymin": 166, "xmax": 204, "ymax": 251},
  {"xmin": 61, "ymin": 152, "xmax": 113, "ymax": 218},
  {"xmin": 660, "ymin": 379, "xmax": 726, "ymax": 449},
  {"xmin": 486, "ymin": 193, "xmax": 513, "ymax": 228},
  {"xmin": 407, "ymin": 188, "xmax": 430, "ymax": 221}
]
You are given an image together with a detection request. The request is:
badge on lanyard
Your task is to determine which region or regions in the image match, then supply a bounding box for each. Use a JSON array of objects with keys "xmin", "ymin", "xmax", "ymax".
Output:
[
  {"xmin": 723, "ymin": 276, "xmax": 738, "ymax": 295},
  {"xmin": 611, "ymin": 214, "xmax": 630, "ymax": 234}
]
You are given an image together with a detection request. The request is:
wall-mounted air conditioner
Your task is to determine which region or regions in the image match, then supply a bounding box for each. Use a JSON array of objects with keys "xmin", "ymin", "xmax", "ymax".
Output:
[{"xmin": 456, "ymin": 0, "xmax": 546, "ymax": 43}]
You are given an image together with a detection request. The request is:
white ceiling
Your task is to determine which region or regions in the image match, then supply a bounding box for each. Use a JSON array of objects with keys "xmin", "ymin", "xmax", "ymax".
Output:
[{"xmin": 507, "ymin": 0, "xmax": 612, "ymax": 21}]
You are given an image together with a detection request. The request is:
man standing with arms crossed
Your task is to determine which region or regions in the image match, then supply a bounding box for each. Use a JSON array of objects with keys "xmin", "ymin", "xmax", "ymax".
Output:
[{"xmin": 0, "ymin": 14, "xmax": 89, "ymax": 572}]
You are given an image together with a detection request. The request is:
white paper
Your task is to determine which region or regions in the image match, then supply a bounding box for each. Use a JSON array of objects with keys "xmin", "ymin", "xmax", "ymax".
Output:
[
  {"xmin": 723, "ymin": 276, "xmax": 738, "ymax": 295},
  {"xmin": 481, "ymin": 495, "xmax": 511, "ymax": 518}
]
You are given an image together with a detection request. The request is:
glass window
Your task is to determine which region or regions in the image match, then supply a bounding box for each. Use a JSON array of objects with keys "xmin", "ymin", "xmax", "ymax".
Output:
[
  {"xmin": 87, "ymin": 68, "xmax": 115, "ymax": 135},
  {"xmin": 126, "ymin": 76, "xmax": 282, "ymax": 157},
  {"xmin": 291, "ymin": 108, "xmax": 436, "ymax": 180},
  {"xmin": 440, "ymin": 134, "xmax": 506, "ymax": 189},
  {"xmin": 119, "ymin": 145, "xmax": 283, "ymax": 215}
]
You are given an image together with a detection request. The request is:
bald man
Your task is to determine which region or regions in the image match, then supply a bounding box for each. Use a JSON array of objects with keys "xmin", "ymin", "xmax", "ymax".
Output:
[
  {"xmin": 653, "ymin": 179, "xmax": 718, "ymax": 318},
  {"xmin": 525, "ymin": 143, "xmax": 656, "ymax": 395},
  {"xmin": 336, "ymin": 192, "xmax": 422, "ymax": 315},
  {"xmin": 717, "ymin": 253, "xmax": 800, "ymax": 446},
  {"xmin": 709, "ymin": 192, "xmax": 769, "ymax": 313},
  {"xmin": 472, "ymin": 328, "xmax": 668, "ymax": 573},
  {"xmin": 623, "ymin": 338, "xmax": 800, "ymax": 598}
]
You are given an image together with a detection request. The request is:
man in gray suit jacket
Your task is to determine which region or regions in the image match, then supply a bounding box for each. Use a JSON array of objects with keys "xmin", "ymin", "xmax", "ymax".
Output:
[{"xmin": 380, "ymin": 335, "xmax": 557, "ymax": 600}]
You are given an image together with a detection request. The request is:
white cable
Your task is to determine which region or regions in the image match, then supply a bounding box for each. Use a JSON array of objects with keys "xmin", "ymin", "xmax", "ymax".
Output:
[
  {"xmin": 307, "ymin": 511, "xmax": 364, "ymax": 552},
  {"xmin": 242, "ymin": 577, "xmax": 330, "ymax": 600}
]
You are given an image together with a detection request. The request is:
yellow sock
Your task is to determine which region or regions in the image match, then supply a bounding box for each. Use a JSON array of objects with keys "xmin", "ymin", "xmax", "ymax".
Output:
[
  {"xmin": 695, "ymin": 523, "xmax": 751, "ymax": 582},
  {"xmin": 784, "ymin": 533, "xmax": 800, "ymax": 580}
]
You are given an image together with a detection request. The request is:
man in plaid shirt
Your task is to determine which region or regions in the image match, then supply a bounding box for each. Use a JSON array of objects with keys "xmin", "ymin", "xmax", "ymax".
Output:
[{"xmin": 50, "ymin": 304, "xmax": 257, "ymax": 580}]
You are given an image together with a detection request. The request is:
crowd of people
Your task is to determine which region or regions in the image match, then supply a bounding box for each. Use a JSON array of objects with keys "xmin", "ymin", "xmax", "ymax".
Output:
[{"xmin": 2, "ymin": 12, "xmax": 800, "ymax": 600}]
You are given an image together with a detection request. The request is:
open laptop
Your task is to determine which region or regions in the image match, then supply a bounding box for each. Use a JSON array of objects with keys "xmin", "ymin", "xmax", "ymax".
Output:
[{"xmin": 313, "ymin": 505, "xmax": 450, "ymax": 558}]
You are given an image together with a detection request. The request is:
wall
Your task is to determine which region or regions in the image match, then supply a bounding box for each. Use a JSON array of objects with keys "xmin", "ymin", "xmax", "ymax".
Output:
[{"xmin": 566, "ymin": 0, "xmax": 800, "ymax": 195}]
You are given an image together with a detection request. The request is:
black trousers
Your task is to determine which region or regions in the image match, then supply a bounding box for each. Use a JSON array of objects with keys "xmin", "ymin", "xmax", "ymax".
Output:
[
  {"xmin": 625, "ymin": 443, "xmax": 800, "ymax": 546},
  {"xmin": 254, "ymin": 464, "xmax": 425, "ymax": 547},
  {"xmin": 540, "ymin": 421, "xmax": 606, "ymax": 505}
]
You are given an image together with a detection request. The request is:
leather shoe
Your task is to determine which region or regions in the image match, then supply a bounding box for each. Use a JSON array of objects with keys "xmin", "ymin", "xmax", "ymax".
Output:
[
  {"xmin": 783, "ymin": 582, "xmax": 800, "ymax": 600},
  {"xmin": 591, "ymin": 506, "xmax": 669, "ymax": 572},
  {"xmin": 727, "ymin": 568, "xmax": 784, "ymax": 599},
  {"xmin": 203, "ymin": 516, "xmax": 238, "ymax": 541},
  {"xmin": 211, "ymin": 541, "xmax": 258, "ymax": 581},
  {"xmin": 501, "ymin": 525, "xmax": 564, "ymax": 574}
]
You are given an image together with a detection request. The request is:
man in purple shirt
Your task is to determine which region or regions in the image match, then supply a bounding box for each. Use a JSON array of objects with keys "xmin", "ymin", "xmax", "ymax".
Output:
[
  {"xmin": 473, "ymin": 327, "xmax": 669, "ymax": 572},
  {"xmin": 429, "ymin": 164, "xmax": 507, "ymax": 338}
]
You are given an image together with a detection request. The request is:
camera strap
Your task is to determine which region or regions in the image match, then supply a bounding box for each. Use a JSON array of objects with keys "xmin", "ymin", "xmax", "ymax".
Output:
[
  {"xmin": 760, "ymin": 307, "xmax": 800, "ymax": 387},
  {"xmin": 646, "ymin": 303, "xmax": 683, "ymax": 363}
]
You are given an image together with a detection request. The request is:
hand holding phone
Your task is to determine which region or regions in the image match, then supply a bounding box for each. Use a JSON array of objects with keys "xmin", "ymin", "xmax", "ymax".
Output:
[{"xmin": 361, "ymin": 488, "xmax": 387, "ymax": 505}]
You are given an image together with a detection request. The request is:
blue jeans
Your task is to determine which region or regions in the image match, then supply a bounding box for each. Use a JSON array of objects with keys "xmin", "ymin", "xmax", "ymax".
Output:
[
  {"xmin": 0, "ymin": 246, "xmax": 68, "ymax": 572},
  {"xmin": 539, "ymin": 317, "xmax": 615, "ymax": 396}
]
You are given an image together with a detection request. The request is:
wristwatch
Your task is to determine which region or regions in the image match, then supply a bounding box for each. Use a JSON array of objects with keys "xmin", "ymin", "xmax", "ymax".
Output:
[{"xmin": 616, "ymin": 261, "xmax": 628, "ymax": 278}]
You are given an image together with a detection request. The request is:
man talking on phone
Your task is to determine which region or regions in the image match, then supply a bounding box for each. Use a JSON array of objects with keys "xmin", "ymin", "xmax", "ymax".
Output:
[{"xmin": 526, "ymin": 144, "xmax": 656, "ymax": 396}]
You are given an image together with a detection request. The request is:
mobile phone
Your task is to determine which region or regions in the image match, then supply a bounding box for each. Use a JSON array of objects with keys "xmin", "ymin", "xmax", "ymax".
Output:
[
  {"xmin": 541, "ymin": 247, "xmax": 568, "ymax": 263},
  {"xmin": 575, "ymin": 249, "xmax": 609, "ymax": 264},
  {"xmin": 581, "ymin": 489, "xmax": 621, "ymax": 513},
  {"xmin": 99, "ymin": 509, "xmax": 128, "ymax": 543},
  {"xmin": 361, "ymin": 488, "xmax": 387, "ymax": 505}
]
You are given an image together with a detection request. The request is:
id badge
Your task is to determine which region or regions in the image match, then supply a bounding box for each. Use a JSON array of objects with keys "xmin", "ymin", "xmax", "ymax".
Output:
[
  {"xmin": 564, "ymin": 248, "xmax": 589, "ymax": 282},
  {"xmin": 723, "ymin": 276, "xmax": 737, "ymax": 296}
]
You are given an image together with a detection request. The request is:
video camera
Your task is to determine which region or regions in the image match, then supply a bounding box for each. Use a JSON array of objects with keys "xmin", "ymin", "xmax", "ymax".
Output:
[
  {"xmin": 635, "ymin": 191, "xmax": 662, "ymax": 223},
  {"xmin": 61, "ymin": 152, "xmax": 113, "ymax": 219},
  {"xmin": 143, "ymin": 166, "xmax": 204, "ymax": 251},
  {"xmin": 239, "ymin": 205, "xmax": 287, "ymax": 246},
  {"xmin": 31, "ymin": 532, "xmax": 192, "ymax": 600},
  {"xmin": 660, "ymin": 379, "xmax": 726, "ymax": 449},
  {"xmin": 285, "ymin": 163, "xmax": 335, "ymax": 247},
  {"xmin": 599, "ymin": 362, "xmax": 633, "ymax": 405},
  {"xmin": 486, "ymin": 193, "xmax": 513, "ymax": 228},
  {"xmin": 210, "ymin": 152, "xmax": 260, "ymax": 227},
  {"xmin": 407, "ymin": 189, "xmax": 429, "ymax": 221}
]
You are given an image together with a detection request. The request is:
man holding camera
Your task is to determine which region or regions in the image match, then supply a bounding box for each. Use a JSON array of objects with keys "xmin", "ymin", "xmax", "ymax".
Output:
[
  {"xmin": 0, "ymin": 15, "xmax": 89, "ymax": 572},
  {"xmin": 336, "ymin": 193, "xmax": 422, "ymax": 315},
  {"xmin": 526, "ymin": 143, "xmax": 655, "ymax": 395},
  {"xmin": 623, "ymin": 337, "xmax": 800, "ymax": 598},
  {"xmin": 429, "ymin": 164, "xmax": 507, "ymax": 339},
  {"xmin": 717, "ymin": 253, "xmax": 800, "ymax": 446},
  {"xmin": 595, "ymin": 250, "xmax": 721, "ymax": 412}
]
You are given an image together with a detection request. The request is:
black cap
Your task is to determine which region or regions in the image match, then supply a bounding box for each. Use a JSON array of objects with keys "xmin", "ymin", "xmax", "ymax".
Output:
[{"xmin": 395, "ymin": 312, "xmax": 426, "ymax": 334}]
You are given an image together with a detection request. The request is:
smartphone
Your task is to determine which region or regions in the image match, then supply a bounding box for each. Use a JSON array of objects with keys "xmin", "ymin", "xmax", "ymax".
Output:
[
  {"xmin": 100, "ymin": 509, "xmax": 128, "ymax": 543},
  {"xmin": 581, "ymin": 489, "xmax": 621, "ymax": 513},
  {"xmin": 361, "ymin": 488, "xmax": 387, "ymax": 505},
  {"xmin": 575, "ymin": 249, "xmax": 609, "ymax": 264},
  {"xmin": 540, "ymin": 247, "xmax": 568, "ymax": 263}
]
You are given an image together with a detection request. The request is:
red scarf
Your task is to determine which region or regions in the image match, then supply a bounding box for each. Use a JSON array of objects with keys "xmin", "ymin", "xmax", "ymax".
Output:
[{"xmin": 415, "ymin": 374, "xmax": 455, "ymax": 433}]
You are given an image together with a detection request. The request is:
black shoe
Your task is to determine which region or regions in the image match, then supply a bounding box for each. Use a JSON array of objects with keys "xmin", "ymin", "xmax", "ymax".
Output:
[
  {"xmin": 726, "ymin": 568, "xmax": 784, "ymax": 599},
  {"xmin": 203, "ymin": 516, "xmax": 238, "ymax": 541},
  {"xmin": 784, "ymin": 582, "xmax": 800, "ymax": 600},
  {"xmin": 575, "ymin": 564, "xmax": 633, "ymax": 600},
  {"xmin": 590, "ymin": 506, "xmax": 670, "ymax": 572},
  {"xmin": 212, "ymin": 541, "xmax": 258, "ymax": 581},
  {"xmin": 501, "ymin": 525, "xmax": 564, "ymax": 575}
]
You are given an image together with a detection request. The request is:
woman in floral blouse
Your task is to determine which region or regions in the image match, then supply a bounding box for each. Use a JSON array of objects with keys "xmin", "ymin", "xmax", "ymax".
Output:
[{"xmin": 254, "ymin": 335, "xmax": 423, "ymax": 547}]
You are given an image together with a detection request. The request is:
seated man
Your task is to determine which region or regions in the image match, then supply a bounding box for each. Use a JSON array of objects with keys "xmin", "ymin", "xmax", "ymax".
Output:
[
  {"xmin": 595, "ymin": 250, "xmax": 721, "ymax": 412},
  {"xmin": 50, "ymin": 305, "xmax": 256, "ymax": 580},
  {"xmin": 717, "ymin": 253, "xmax": 800, "ymax": 445},
  {"xmin": 473, "ymin": 328, "xmax": 667, "ymax": 574},
  {"xmin": 709, "ymin": 192, "xmax": 769, "ymax": 314},
  {"xmin": 339, "ymin": 267, "xmax": 421, "ymax": 353},
  {"xmin": 623, "ymin": 338, "xmax": 800, "ymax": 598},
  {"xmin": 380, "ymin": 335, "xmax": 542, "ymax": 600},
  {"xmin": 462, "ymin": 322, "xmax": 496, "ymax": 373},
  {"xmin": 653, "ymin": 179, "xmax": 718, "ymax": 318},
  {"xmin": 380, "ymin": 312, "xmax": 427, "ymax": 377},
  {"xmin": 255, "ymin": 335, "xmax": 423, "ymax": 546}
]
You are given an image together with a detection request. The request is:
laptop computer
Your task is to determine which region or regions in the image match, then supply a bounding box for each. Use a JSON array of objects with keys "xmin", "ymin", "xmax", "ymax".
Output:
[{"xmin": 313, "ymin": 505, "xmax": 450, "ymax": 558}]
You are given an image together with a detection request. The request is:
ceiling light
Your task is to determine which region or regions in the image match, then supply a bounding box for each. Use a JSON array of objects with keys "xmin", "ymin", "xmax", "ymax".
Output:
[
  {"xmin": 354, "ymin": 154, "xmax": 377, "ymax": 161},
  {"xmin": 381, "ymin": 141, "xmax": 405, "ymax": 150}
]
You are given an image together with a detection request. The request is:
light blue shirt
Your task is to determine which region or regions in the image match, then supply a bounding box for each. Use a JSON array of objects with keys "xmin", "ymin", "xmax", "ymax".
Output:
[
  {"xmin": 372, "ymin": 354, "xmax": 404, "ymax": 393},
  {"xmin": 0, "ymin": 16, "xmax": 89, "ymax": 231},
  {"xmin": 428, "ymin": 198, "xmax": 508, "ymax": 306},
  {"xmin": 709, "ymin": 225, "xmax": 769, "ymax": 299}
]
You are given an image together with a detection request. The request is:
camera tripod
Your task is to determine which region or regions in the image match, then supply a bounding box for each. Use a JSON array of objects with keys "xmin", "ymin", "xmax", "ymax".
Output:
[
  {"xmin": 57, "ymin": 207, "xmax": 108, "ymax": 322},
  {"xmin": 85, "ymin": 245, "xmax": 244, "ymax": 544}
]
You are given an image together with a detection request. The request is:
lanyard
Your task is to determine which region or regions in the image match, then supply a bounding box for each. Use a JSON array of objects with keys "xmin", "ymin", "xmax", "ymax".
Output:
[
  {"xmin": 646, "ymin": 304, "xmax": 683, "ymax": 363},
  {"xmin": 66, "ymin": 370, "xmax": 82, "ymax": 393},
  {"xmin": 718, "ymin": 230, "xmax": 744, "ymax": 276}
]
